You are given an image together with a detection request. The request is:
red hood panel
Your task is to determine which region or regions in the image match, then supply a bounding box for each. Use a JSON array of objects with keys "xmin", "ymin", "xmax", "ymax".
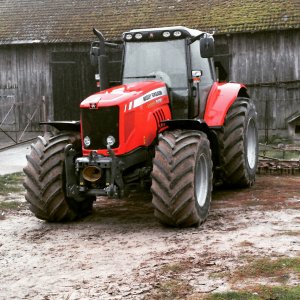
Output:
[
  {"xmin": 80, "ymin": 80, "xmax": 171, "ymax": 156},
  {"xmin": 80, "ymin": 81, "xmax": 167, "ymax": 108}
]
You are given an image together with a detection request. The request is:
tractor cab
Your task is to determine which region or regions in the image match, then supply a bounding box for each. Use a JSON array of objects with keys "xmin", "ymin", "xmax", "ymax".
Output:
[{"xmin": 91, "ymin": 26, "xmax": 215, "ymax": 119}]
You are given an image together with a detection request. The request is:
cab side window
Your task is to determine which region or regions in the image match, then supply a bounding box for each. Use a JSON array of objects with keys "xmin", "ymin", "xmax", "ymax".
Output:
[{"xmin": 190, "ymin": 41, "xmax": 214, "ymax": 84}]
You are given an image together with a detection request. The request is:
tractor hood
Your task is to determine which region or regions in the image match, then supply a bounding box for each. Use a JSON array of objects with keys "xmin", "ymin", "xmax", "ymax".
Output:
[{"xmin": 80, "ymin": 81, "xmax": 168, "ymax": 110}]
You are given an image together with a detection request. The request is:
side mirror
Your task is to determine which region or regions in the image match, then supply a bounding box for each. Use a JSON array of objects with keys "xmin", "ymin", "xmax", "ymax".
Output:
[{"xmin": 200, "ymin": 36, "xmax": 215, "ymax": 58}]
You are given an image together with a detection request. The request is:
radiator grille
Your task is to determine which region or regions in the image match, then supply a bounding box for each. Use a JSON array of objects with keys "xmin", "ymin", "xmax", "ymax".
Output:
[{"xmin": 81, "ymin": 106, "xmax": 119, "ymax": 150}]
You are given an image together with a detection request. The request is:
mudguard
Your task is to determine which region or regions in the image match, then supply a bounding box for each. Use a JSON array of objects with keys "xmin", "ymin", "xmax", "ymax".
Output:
[
  {"xmin": 40, "ymin": 121, "xmax": 80, "ymax": 132},
  {"xmin": 204, "ymin": 82, "xmax": 249, "ymax": 127}
]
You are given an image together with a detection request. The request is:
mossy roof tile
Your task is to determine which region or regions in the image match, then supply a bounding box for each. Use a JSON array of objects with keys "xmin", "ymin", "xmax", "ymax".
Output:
[{"xmin": 0, "ymin": 0, "xmax": 299, "ymax": 44}]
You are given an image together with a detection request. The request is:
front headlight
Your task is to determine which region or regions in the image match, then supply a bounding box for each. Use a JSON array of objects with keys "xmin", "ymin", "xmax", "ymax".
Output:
[
  {"xmin": 84, "ymin": 136, "xmax": 91, "ymax": 147},
  {"xmin": 106, "ymin": 135, "xmax": 116, "ymax": 146}
]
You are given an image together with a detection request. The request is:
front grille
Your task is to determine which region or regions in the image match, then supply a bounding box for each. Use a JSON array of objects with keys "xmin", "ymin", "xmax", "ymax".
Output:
[{"xmin": 81, "ymin": 106, "xmax": 119, "ymax": 150}]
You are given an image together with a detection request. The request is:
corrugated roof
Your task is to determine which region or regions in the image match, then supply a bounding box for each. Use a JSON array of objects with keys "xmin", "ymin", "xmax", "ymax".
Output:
[{"xmin": 0, "ymin": 0, "xmax": 299, "ymax": 44}]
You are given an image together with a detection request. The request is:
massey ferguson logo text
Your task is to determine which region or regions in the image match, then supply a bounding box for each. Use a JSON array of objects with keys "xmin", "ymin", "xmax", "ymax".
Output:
[
  {"xmin": 143, "ymin": 90, "xmax": 163, "ymax": 102},
  {"xmin": 124, "ymin": 87, "xmax": 167, "ymax": 112}
]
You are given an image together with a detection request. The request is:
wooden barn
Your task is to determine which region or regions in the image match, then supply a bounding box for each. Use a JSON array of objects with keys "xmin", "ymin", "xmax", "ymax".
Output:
[{"xmin": 0, "ymin": 0, "xmax": 299, "ymax": 144}]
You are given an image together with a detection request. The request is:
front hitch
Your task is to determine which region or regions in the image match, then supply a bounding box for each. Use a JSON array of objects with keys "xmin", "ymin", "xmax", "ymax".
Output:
[
  {"xmin": 65, "ymin": 144, "xmax": 80, "ymax": 198},
  {"xmin": 65, "ymin": 144, "xmax": 125, "ymax": 199},
  {"xmin": 106, "ymin": 145, "xmax": 125, "ymax": 198}
]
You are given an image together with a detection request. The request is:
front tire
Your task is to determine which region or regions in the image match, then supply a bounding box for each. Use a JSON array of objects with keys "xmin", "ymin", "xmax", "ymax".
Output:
[
  {"xmin": 219, "ymin": 97, "xmax": 258, "ymax": 187},
  {"xmin": 23, "ymin": 131, "xmax": 94, "ymax": 222},
  {"xmin": 151, "ymin": 130, "xmax": 212, "ymax": 227}
]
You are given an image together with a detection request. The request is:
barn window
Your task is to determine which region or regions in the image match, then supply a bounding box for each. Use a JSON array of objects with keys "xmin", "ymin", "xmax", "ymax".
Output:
[{"xmin": 295, "ymin": 125, "xmax": 300, "ymax": 134}]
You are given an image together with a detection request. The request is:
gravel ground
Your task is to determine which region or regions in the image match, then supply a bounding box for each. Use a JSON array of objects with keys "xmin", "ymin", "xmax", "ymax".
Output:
[
  {"xmin": 0, "ymin": 175, "xmax": 299, "ymax": 299},
  {"xmin": 0, "ymin": 142, "xmax": 31, "ymax": 175}
]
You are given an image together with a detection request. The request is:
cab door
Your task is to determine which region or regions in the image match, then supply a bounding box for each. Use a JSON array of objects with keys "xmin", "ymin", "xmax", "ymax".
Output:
[{"xmin": 190, "ymin": 41, "xmax": 215, "ymax": 118}]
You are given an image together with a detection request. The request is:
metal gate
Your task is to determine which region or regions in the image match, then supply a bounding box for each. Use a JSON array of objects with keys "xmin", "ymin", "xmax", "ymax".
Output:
[{"xmin": 0, "ymin": 92, "xmax": 46, "ymax": 150}]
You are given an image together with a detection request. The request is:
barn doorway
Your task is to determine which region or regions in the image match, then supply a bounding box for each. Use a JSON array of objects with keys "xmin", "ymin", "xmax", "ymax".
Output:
[{"xmin": 51, "ymin": 52, "xmax": 98, "ymax": 121}]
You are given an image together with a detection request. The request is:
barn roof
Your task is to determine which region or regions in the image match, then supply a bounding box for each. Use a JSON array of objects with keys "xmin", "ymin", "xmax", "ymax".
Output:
[{"xmin": 0, "ymin": 0, "xmax": 299, "ymax": 44}]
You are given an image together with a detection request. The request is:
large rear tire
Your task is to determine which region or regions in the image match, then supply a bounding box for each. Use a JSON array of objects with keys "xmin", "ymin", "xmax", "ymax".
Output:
[
  {"xmin": 151, "ymin": 130, "xmax": 212, "ymax": 227},
  {"xmin": 219, "ymin": 97, "xmax": 258, "ymax": 187},
  {"xmin": 23, "ymin": 131, "xmax": 94, "ymax": 222}
]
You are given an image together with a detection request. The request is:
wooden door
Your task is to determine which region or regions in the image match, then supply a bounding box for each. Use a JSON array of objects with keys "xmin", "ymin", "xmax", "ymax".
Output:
[{"xmin": 51, "ymin": 52, "xmax": 97, "ymax": 121}]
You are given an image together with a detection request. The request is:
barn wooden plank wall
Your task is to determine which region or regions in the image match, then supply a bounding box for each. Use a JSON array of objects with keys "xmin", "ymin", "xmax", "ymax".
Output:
[
  {"xmin": 216, "ymin": 30, "xmax": 300, "ymax": 141},
  {"xmin": 0, "ymin": 45, "xmax": 50, "ymax": 131},
  {"xmin": 0, "ymin": 29, "xmax": 299, "ymax": 141},
  {"xmin": 0, "ymin": 43, "xmax": 93, "ymax": 132}
]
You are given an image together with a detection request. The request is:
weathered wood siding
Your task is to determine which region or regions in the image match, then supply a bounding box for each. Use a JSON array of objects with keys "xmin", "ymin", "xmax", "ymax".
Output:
[
  {"xmin": 215, "ymin": 29, "xmax": 300, "ymax": 140},
  {"xmin": 0, "ymin": 43, "xmax": 96, "ymax": 131},
  {"xmin": 0, "ymin": 44, "xmax": 51, "ymax": 131},
  {"xmin": 1, "ymin": 29, "xmax": 299, "ymax": 140}
]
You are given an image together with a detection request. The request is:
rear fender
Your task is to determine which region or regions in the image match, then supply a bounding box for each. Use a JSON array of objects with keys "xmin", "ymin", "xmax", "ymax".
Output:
[{"xmin": 204, "ymin": 82, "xmax": 249, "ymax": 126}]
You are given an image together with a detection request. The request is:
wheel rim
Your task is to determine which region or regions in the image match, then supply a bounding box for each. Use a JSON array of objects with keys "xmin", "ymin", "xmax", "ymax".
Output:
[
  {"xmin": 195, "ymin": 153, "xmax": 209, "ymax": 207},
  {"xmin": 246, "ymin": 118, "xmax": 257, "ymax": 169}
]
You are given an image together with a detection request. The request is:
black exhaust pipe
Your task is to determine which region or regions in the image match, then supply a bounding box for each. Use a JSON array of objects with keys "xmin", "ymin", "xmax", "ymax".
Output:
[{"xmin": 91, "ymin": 28, "xmax": 109, "ymax": 91}]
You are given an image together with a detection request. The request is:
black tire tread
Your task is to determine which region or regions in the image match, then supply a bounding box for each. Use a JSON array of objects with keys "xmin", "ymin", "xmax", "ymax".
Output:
[
  {"xmin": 23, "ymin": 132, "xmax": 83, "ymax": 221},
  {"xmin": 151, "ymin": 130, "xmax": 212, "ymax": 227},
  {"xmin": 219, "ymin": 97, "xmax": 258, "ymax": 187}
]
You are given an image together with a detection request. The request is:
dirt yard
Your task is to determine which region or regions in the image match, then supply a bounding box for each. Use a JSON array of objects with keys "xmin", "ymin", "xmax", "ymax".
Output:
[{"xmin": 0, "ymin": 174, "xmax": 299, "ymax": 299}]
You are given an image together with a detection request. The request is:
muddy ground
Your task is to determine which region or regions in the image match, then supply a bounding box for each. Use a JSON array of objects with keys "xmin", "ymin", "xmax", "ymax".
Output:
[{"xmin": 0, "ymin": 175, "xmax": 299, "ymax": 300}]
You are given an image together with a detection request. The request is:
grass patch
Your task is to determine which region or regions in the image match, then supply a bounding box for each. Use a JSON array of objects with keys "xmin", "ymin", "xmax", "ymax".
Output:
[
  {"xmin": 232, "ymin": 257, "xmax": 300, "ymax": 283},
  {"xmin": 202, "ymin": 290, "xmax": 258, "ymax": 300},
  {"xmin": 259, "ymin": 144, "xmax": 300, "ymax": 160},
  {"xmin": 161, "ymin": 261, "xmax": 191, "ymax": 274},
  {"xmin": 202, "ymin": 285, "xmax": 300, "ymax": 300},
  {"xmin": 0, "ymin": 200, "xmax": 25, "ymax": 210},
  {"xmin": 144, "ymin": 279, "xmax": 192, "ymax": 300},
  {"xmin": 275, "ymin": 230, "xmax": 300, "ymax": 237},
  {"xmin": 260, "ymin": 150, "xmax": 299, "ymax": 160},
  {"xmin": 237, "ymin": 240, "xmax": 255, "ymax": 247},
  {"xmin": 255, "ymin": 285, "xmax": 300, "ymax": 300},
  {"xmin": 146, "ymin": 284, "xmax": 300, "ymax": 300},
  {"xmin": 144, "ymin": 260, "xmax": 194, "ymax": 299},
  {"xmin": 0, "ymin": 172, "xmax": 25, "ymax": 196}
]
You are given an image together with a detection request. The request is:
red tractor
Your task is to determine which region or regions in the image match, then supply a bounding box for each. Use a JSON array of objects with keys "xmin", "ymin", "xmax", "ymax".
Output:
[{"xmin": 24, "ymin": 26, "xmax": 258, "ymax": 227}]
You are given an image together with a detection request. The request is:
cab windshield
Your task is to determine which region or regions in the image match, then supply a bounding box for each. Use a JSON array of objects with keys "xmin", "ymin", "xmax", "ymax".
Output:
[{"xmin": 122, "ymin": 39, "xmax": 188, "ymax": 89}]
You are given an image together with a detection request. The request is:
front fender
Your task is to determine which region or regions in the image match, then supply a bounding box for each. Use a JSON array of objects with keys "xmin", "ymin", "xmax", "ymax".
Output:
[
  {"xmin": 40, "ymin": 121, "xmax": 80, "ymax": 132},
  {"xmin": 204, "ymin": 82, "xmax": 248, "ymax": 126},
  {"xmin": 162, "ymin": 119, "xmax": 210, "ymax": 132}
]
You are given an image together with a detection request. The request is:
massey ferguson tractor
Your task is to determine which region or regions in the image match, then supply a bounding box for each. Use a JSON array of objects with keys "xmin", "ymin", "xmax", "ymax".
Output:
[{"xmin": 23, "ymin": 26, "xmax": 258, "ymax": 227}]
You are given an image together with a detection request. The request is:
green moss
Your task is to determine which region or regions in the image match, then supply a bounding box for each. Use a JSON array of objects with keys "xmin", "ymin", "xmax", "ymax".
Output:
[
  {"xmin": 233, "ymin": 257, "xmax": 300, "ymax": 281},
  {"xmin": 161, "ymin": 261, "xmax": 190, "ymax": 274},
  {"xmin": 275, "ymin": 230, "xmax": 300, "ymax": 237},
  {"xmin": 204, "ymin": 291, "xmax": 258, "ymax": 300},
  {"xmin": 204, "ymin": 285, "xmax": 300, "ymax": 300},
  {"xmin": 0, "ymin": 172, "xmax": 25, "ymax": 196},
  {"xmin": 0, "ymin": 200, "xmax": 26, "ymax": 211},
  {"xmin": 257, "ymin": 285, "xmax": 300, "ymax": 300},
  {"xmin": 144, "ymin": 279, "xmax": 192, "ymax": 300}
]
